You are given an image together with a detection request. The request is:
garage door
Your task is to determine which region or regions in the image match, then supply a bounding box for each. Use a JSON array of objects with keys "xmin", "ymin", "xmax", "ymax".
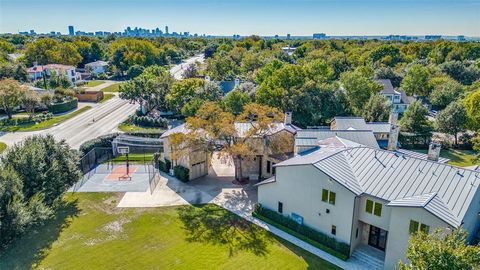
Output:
[{"xmin": 191, "ymin": 161, "xmax": 206, "ymax": 180}]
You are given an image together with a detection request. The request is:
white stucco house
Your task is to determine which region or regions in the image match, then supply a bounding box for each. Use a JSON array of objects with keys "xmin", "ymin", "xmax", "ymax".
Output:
[
  {"xmin": 257, "ymin": 138, "xmax": 480, "ymax": 269},
  {"xmin": 377, "ymin": 79, "xmax": 414, "ymax": 114},
  {"xmin": 27, "ymin": 63, "xmax": 81, "ymax": 84},
  {"xmin": 85, "ymin": 60, "xmax": 109, "ymax": 75}
]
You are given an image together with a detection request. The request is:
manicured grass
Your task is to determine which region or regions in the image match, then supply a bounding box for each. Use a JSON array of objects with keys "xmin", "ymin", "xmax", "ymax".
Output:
[
  {"xmin": 109, "ymin": 153, "xmax": 155, "ymax": 163},
  {"xmin": 413, "ymin": 149, "xmax": 479, "ymax": 167},
  {"xmin": 86, "ymin": 80, "xmax": 105, "ymax": 87},
  {"xmin": 118, "ymin": 122, "xmax": 164, "ymax": 133},
  {"xmin": 99, "ymin": 93, "xmax": 114, "ymax": 103},
  {"xmin": 0, "ymin": 106, "xmax": 92, "ymax": 132},
  {"xmin": 0, "ymin": 142, "xmax": 6, "ymax": 153},
  {"xmin": 101, "ymin": 82, "xmax": 123, "ymax": 92},
  {"xmin": 0, "ymin": 193, "xmax": 341, "ymax": 270}
]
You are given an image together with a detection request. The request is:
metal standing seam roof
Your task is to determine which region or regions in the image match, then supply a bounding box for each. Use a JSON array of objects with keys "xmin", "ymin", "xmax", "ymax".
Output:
[
  {"xmin": 365, "ymin": 122, "xmax": 391, "ymax": 133},
  {"xmin": 388, "ymin": 193, "xmax": 461, "ymax": 227},
  {"xmin": 394, "ymin": 149, "xmax": 450, "ymax": 164},
  {"xmin": 295, "ymin": 129, "xmax": 380, "ymax": 149},
  {"xmin": 276, "ymin": 146, "xmax": 480, "ymax": 228},
  {"xmin": 161, "ymin": 122, "xmax": 301, "ymax": 139},
  {"xmin": 332, "ymin": 117, "xmax": 370, "ymax": 130}
]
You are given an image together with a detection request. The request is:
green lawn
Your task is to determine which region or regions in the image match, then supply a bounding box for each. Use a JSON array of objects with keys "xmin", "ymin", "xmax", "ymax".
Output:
[
  {"xmin": 0, "ymin": 106, "xmax": 92, "ymax": 132},
  {"xmin": 101, "ymin": 82, "xmax": 123, "ymax": 92},
  {"xmin": 0, "ymin": 193, "xmax": 340, "ymax": 270},
  {"xmin": 86, "ymin": 80, "xmax": 105, "ymax": 87},
  {"xmin": 99, "ymin": 93, "xmax": 114, "ymax": 103},
  {"xmin": 118, "ymin": 122, "xmax": 164, "ymax": 133},
  {"xmin": 413, "ymin": 149, "xmax": 479, "ymax": 167},
  {"xmin": 0, "ymin": 142, "xmax": 6, "ymax": 153}
]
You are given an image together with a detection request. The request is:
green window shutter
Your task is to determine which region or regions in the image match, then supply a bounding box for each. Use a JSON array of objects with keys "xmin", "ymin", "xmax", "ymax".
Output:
[
  {"xmin": 322, "ymin": 189, "xmax": 328, "ymax": 202},
  {"xmin": 374, "ymin": 202, "xmax": 382, "ymax": 216},
  {"xmin": 366, "ymin": 199, "xmax": 373, "ymax": 214},
  {"xmin": 420, "ymin": 224, "xmax": 430, "ymax": 234},
  {"xmin": 329, "ymin": 192, "xmax": 336, "ymax": 205},
  {"xmin": 409, "ymin": 220, "xmax": 419, "ymax": 234}
]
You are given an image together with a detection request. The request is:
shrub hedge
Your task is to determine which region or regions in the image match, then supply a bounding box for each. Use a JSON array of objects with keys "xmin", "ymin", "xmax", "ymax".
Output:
[
  {"xmin": 253, "ymin": 204, "xmax": 350, "ymax": 259},
  {"xmin": 173, "ymin": 165, "xmax": 189, "ymax": 182},
  {"xmin": 130, "ymin": 115, "xmax": 168, "ymax": 128},
  {"xmin": 0, "ymin": 112, "xmax": 53, "ymax": 126},
  {"xmin": 79, "ymin": 133, "xmax": 119, "ymax": 155},
  {"xmin": 48, "ymin": 98, "xmax": 78, "ymax": 114}
]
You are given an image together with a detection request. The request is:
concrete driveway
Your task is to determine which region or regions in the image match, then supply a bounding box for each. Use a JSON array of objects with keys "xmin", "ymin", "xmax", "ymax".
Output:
[{"xmin": 117, "ymin": 153, "xmax": 257, "ymax": 213}]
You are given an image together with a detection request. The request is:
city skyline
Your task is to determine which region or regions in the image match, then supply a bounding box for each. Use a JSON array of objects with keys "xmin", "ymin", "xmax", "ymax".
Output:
[{"xmin": 1, "ymin": 0, "xmax": 479, "ymax": 37}]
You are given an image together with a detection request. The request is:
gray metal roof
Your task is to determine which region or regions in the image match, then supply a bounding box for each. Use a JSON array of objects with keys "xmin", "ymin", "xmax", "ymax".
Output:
[
  {"xmin": 161, "ymin": 122, "xmax": 301, "ymax": 139},
  {"xmin": 276, "ymin": 146, "xmax": 480, "ymax": 227},
  {"xmin": 295, "ymin": 129, "xmax": 380, "ymax": 149},
  {"xmin": 394, "ymin": 149, "xmax": 449, "ymax": 164},
  {"xmin": 388, "ymin": 193, "xmax": 461, "ymax": 227},
  {"xmin": 365, "ymin": 122, "xmax": 391, "ymax": 133},
  {"xmin": 255, "ymin": 176, "xmax": 276, "ymax": 186},
  {"xmin": 377, "ymin": 79, "xmax": 396, "ymax": 94},
  {"xmin": 333, "ymin": 117, "xmax": 370, "ymax": 130}
]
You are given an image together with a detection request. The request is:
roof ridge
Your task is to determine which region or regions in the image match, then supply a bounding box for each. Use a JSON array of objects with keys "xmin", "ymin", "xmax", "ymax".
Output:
[{"xmin": 349, "ymin": 146, "xmax": 480, "ymax": 174}]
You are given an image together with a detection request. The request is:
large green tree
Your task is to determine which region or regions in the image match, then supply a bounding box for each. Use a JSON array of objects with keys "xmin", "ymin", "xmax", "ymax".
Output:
[
  {"xmin": 340, "ymin": 70, "xmax": 382, "ymax": 115},
  {"xmin": 0, "ymin": 78, "xmax": 26, "ymax": 119},
  {"xmin": 399, "ymin": 229, "xmax": 480, "ymax": 270},
  {"xmin": 120, "ymin": 65, "xmax": 173, "ymax": 111},
  {"xmin": 429, "ymin": 77, "xmax": 464, "ymax": 109},
  {"xmin": 464, "ymin": 89, "xmax": 480, "ymax": 130},
  {"xmin": 2, "ymin": 135, "xmax": 81, "ymax": 204},
  {"xmin": 401, "ymin": 64, "xmax": 431, "ymax": 96},
  {"xmin": 399, "ymin": 100, "xmax": 433, "ymax": 143},
  {"xmin": 436, "ymin": 101, "xmax": 468, "ymax": 146},
  {"xmin": 362, "ymin": 94, "xmax": 391, "ymax": 122}
]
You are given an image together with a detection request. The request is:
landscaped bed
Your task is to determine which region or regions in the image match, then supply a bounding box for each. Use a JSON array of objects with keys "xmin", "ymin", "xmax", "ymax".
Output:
[
  {"xmin": 0, "ymin": 193, "xmax": 341, "ymax": 270},
  {"xmin": 0, "ymin": 106, "xmax": 92, "ymax": 132}
]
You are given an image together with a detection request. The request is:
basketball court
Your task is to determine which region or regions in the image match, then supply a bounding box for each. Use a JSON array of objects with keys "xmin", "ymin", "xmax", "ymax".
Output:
[{"xmin": 70, "ymin": 163, "xmax": 152, "ymax": 192}]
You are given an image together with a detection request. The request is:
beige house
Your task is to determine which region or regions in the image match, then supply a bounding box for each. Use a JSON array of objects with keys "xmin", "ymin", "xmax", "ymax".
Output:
[
  {"xmin": 160, "ymin": 113, "xmax": 300, "ymax": 181},
  {"xmin": 257, "ymin": 138, "xmax": 480, "ymax": 269}
]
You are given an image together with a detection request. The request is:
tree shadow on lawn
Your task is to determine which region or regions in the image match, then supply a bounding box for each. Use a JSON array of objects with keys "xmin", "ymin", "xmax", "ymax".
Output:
[
  {"xmin": 0, "ymin": 199, "xmax": 80, "ymax": 270},
  {"xmin": 177, "ymin": 204, "xmax": 269, "ymax": 257}
]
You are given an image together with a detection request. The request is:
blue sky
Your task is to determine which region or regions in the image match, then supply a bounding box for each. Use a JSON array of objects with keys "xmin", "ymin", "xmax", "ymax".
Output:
[{"xmin": 0, "ymin": 0, "xmax": 479, "ymax": 36}]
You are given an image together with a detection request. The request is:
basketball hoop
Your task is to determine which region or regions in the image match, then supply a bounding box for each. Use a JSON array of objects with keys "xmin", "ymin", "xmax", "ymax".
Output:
[{"xmin": 117, "ymin": 146, "xmax": 130, "ymax": 155}]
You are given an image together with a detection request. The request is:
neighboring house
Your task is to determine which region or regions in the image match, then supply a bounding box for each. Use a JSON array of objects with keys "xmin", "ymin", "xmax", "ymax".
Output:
[
  {"xmin": 27, "ymin": 63, "xmax": 81, "ymax": 84},
  {"xmin": 377, "ymin": 79, "xmax": 414, "ymax": 113},
  {"xmin": 85, "ymin": 60, "xmax": 109, "ymax": 75},
  {"xmin": 160, "ymin": 112, "xmax": 301, "ymax": 180},
  {"xmin": 257, "ymin": 139, "xmax": 480, "ymax": 270}
]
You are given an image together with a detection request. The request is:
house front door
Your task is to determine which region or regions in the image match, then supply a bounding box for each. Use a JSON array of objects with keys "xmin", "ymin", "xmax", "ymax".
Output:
[{"xmin": 368, "ymin": 225, "xmax": 388, "ymax": 251}]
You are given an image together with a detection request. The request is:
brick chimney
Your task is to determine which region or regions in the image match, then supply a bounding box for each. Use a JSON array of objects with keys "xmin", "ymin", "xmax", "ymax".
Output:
[
  {"xmin": 387, "ymin": 124, "xmax": 400, "ymax": 150},
  {"xmin": 427, "ymin": 142, "xmax": 441, "ymax": 162},
  {"xmin": 284, "ymin": 112, "xmax": 292, "ymax": 125}
]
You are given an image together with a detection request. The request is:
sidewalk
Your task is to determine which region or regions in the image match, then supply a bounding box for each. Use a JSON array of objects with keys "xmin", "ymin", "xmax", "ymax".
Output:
[{"xmin": 215, "ymin": 196, "xmax": 368, "ymax": 270}]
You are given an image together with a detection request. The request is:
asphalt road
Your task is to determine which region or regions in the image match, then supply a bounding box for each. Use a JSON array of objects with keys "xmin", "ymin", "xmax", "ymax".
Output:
[
  {"xmin": 0, "ymin": 54, "xmax": 205, "ymax": 150},
  {"xmin": 0, "ymin": 96, "xmax": 138, "ymax": 149},
  {"xmin": 170, "ymin": 54, "xmax": 205, "ymax": 80}
]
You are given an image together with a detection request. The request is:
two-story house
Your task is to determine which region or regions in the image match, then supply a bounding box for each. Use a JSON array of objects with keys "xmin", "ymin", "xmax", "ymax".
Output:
[
  {"xmin": 257, "ymin": 139, "xmax": 480, "ymax": 269},
  {"xmin": 27, "ymin": 63, "xmax": 81, "ymax": 84},
  {"xmin": 377, "ymin": 79, "xmax": 414, "ymax": 114}
]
